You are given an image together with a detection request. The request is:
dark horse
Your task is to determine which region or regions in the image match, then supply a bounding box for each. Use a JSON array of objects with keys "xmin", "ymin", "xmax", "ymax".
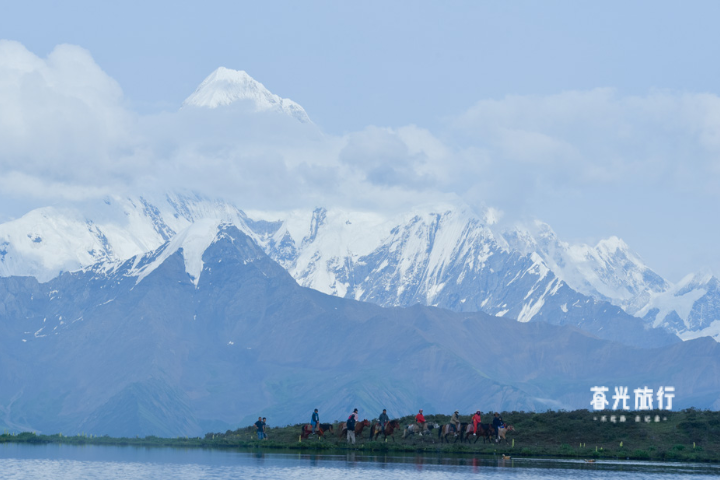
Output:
[
  {"xmin": 462, "ymin": 423, "xmax": 495, "ymax": 444},
  {"xmin": 370, "ymin": 419, "xmax": 401, "ymax": 442}
]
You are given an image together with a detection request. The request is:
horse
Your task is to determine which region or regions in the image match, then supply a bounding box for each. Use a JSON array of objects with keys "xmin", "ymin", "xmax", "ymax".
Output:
[
  {"xmin": 370, "ymin": 419, "xmax": 401, "ymax": 442},
  {"xmin": 402, "ymin": 422, "xmax": 440, "ymax": 439},
  {"xmin": 338, "ymin": 419, "xmax": 371, "ymax": 438},
  {"xmin": 438, "ymin": 422, "xmax": 466, "ymax": 443},
  {"xmin": 461, "ymin": 423, "xmax": 494, "ymax": 444},
  {"xmin": 300, "ymin": 422, "xmax": 335, "ymax": 439},
  {"xmin": 300, "ymin": 423, "xmax": 324, "ymax": 439},
  {"xmin": 496, "ymin": 425, "xmax": 515, "ymax": 444}
]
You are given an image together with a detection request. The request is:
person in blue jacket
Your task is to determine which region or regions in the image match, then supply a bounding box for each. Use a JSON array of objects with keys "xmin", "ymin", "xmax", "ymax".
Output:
[
  {"xmin": 311, "ymin": 409, "xmax": 320, "ymax": 434},
  {"xmin": 492, "ymin": 412, "xmax": 504, "ymax": 442}
]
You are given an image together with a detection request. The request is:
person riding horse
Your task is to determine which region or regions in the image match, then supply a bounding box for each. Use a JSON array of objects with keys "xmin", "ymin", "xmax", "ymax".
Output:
[
  {"xmin": 472, "ymin": 411, "xmax": 482, "ymax": 436},
  {"xmin": 450, "ymin": 410, "xmax": 460, "ymax": 435},
  {"xmin": 378, "ymin": 409, "xmax": 389, "ymax": 434},
  {"xmin": 415, "ymin": 409, "xmax": 426, "ymax": 436},
  {"xmin": 311, "ymin": 409, "xmax": 319, "ymax": 435}
]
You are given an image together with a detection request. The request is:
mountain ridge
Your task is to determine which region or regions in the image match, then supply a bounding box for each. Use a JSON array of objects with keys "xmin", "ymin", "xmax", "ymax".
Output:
[
  {"xmin": 0, "ymin": 195, "xmax": 717, "ymax": 344},
  {"xmin": 2, "ymin": 223, "xmax": 719, "ymax": 436}
]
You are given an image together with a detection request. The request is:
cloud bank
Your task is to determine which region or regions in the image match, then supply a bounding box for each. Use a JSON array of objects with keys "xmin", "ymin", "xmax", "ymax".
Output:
[{"xmin": 1, "ymin": 40, "xmax": 720, "ymax": 275}]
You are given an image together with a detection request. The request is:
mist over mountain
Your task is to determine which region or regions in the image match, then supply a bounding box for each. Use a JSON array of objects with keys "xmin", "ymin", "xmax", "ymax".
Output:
[{"xmin": 2, "ymin": 223, "xmax": 718, "ymax": 437}]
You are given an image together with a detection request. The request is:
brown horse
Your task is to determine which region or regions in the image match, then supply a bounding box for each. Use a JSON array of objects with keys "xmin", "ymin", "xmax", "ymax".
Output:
[
  {"xmin": 370, "ymin": 419, "xmax": 401, "ymax": 441},
  {"xmin": 438, "ymin": 422, "xmax": 466, "ymax": 443},
  {"xmin": 496, "ymin": 425, "xmax": 515, "ymax": 444},
  {"xmin": 461, "ymin": 423, "xmax": 494, "ymax": 444},
  {"xmin": 338, "ymin": 419, "xmax": 371, "ymax": 438},
  {"xmin": 301, "ymin": 424, "xmax": 323, "ymax": 439},
  {"xmin": 300, "ymin": 423, "xmax": 335, "ymax": 439}
]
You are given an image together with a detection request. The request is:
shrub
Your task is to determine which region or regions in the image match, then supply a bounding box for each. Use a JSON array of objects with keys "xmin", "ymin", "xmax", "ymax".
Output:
[{"xmin": 632, "ymin": 450, "xmax": 650, "ymax": 459}]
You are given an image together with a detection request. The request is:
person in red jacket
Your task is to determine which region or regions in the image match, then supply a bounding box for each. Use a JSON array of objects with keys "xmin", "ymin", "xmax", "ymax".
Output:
[
  {"xmin": 472, "ymin": 411, "xmax": 482, "ymax": 436},
  {"xmin": 415, "ymin": 409, "xmax": 426, "ymax": 436}
]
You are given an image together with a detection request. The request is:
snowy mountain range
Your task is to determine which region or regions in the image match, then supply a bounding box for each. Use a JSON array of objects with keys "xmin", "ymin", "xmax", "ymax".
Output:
[
  {"xmin": 1, "ymin": 67, "xmax": 717, "ymax": 344},
  {"xmin": 1, "ymin": 193, "xmax": 717, "ymax": 345},
  {"xmin": 3, "ymin": 222, "xmax": 719, "ymax": 436}
]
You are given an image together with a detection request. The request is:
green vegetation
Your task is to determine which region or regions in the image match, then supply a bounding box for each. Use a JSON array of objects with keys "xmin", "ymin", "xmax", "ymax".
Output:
[{"xmin": 2, "ymin": 409, "xmax": 719, "ymax": 463}]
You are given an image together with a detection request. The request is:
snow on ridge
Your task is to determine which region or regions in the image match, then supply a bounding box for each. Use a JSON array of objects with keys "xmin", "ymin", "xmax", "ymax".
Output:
[
  {"xmin": 4, "ymin": 194, "xmax": 719, "ymax": 342},
  {"xmin": 504, "ymin": 220, "xmax": 669, "ymax": 313},
  {"xmin": 636, "ymin": 271, "xmax": 712, "ymax": 327},
  {"xmin": 134, "ymin": 219, "xmax": 223, "ymax": 286},
  {"xmin": 679, "ymin": 320, "xmax": 720, "ymax": 342},
  {"xmin": 182, "ymin": 67, "xmax": 311, "ymax": 123},
  {"xmin": 252, "ymin": 202, "xmax": 488, "ymax": 296},
  {"xmin": 0, "ymin": 206, "xmax": 118, "ymax": 282},
  {"xmin": 0, "ymin": 193, "xmax": 252, "ymax": 282}
]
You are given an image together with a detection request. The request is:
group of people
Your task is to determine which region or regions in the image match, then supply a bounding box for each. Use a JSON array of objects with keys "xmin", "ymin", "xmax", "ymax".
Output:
[
  {"xmin": 448, "ymin": 410, "xmax": 506, "ymax": 441},
  {"xmin": 309, "ymin": 408, "xmax": 506, "ymax": 444},
  {"xmin": 254, "ymin": 416, "xmax": 269, "ymax": 440},
  {"xmin": 310, "ymin": 408, "xmax": 390, "ymax": 444}
]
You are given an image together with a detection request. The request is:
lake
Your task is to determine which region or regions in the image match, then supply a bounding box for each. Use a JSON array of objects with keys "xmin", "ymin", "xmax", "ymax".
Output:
[{"xmin": 1, "ymin": 443, "xmax": 718, "ymax": 479}]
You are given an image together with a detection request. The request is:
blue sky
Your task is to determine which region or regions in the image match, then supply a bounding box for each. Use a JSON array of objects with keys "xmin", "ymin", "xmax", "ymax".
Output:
[
  {"xmin": 5, "ymin": 1, "xmax": 719, "ymax": 130},
  {"xmin": 1, "ymin": 1, "xmax": 720, "ymax": 280}
]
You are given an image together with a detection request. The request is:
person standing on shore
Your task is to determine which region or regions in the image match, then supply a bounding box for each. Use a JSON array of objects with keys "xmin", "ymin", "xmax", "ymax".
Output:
[
  {"xmin": 311, "ymin": 409, "xmax": 320, "ymax": 435},
  {"xmin": 254, "ymin": 417, "xmax": 264, "ymax": 440},
  {"xmin": 262, "ymin": 417, "xmax": 268, "ymax": 440},
  {"xmin": 492, "ymin": 412, "xmax": 504, "ymax": 442},
  {"xmin": 346, "ymin": 408, "xmax": 358, "ymax": 445}
]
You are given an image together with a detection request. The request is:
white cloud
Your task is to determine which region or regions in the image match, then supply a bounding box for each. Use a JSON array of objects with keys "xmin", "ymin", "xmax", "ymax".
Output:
[
  {"xmin": 1, "ymin": 40, "xmax": 720, "ymax": 246},
  {"xmin": 451, "ymin": 88, "xmax": 720, "ymax": 183},
  {"xmin": 0, "ymin": 40, "xmax": 137, "ymax": 191}
]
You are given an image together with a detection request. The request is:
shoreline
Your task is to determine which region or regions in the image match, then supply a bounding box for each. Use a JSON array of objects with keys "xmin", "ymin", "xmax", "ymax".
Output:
[{"xmin": 2, "ymin": 409, "xmax": 719, "ymax": 463}]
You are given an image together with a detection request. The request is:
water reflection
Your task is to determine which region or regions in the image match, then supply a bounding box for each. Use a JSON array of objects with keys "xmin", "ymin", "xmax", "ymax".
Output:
[{"xmin": 1, "ymin": 443, "xmax": 719, "ymax": 479}]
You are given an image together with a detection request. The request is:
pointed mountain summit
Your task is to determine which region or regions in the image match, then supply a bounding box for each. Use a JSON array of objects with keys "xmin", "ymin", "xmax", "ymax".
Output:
[{"xmin": 183, "ymin": 67, "xmax": 311, "ymax": 123}]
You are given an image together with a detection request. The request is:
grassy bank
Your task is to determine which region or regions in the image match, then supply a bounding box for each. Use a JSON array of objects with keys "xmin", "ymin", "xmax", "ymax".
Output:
[{"xmin": 2, "ymin": 409, "xmax": 719, "ymax": 463}]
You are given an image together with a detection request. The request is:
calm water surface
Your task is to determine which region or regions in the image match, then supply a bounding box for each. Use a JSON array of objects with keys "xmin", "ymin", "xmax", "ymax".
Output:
[{"xmin": 1, "ymin": 443, "xmax": 718, "ymax": 479}]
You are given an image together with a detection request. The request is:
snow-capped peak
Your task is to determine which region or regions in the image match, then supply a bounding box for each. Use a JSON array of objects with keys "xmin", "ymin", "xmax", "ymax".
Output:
[
  {"xmin": 595, "ymin": 236, "xmax": 630, "ymax": 255},
  {"xmin": 182, "ymin": 67, "xmax": 311, "ymax": 123}
]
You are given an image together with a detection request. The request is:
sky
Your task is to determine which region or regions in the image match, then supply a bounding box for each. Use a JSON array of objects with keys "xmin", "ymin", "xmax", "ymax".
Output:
[{"xmin": 1, "ymin": 0, "xmax": 719, "ymax": 281}]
